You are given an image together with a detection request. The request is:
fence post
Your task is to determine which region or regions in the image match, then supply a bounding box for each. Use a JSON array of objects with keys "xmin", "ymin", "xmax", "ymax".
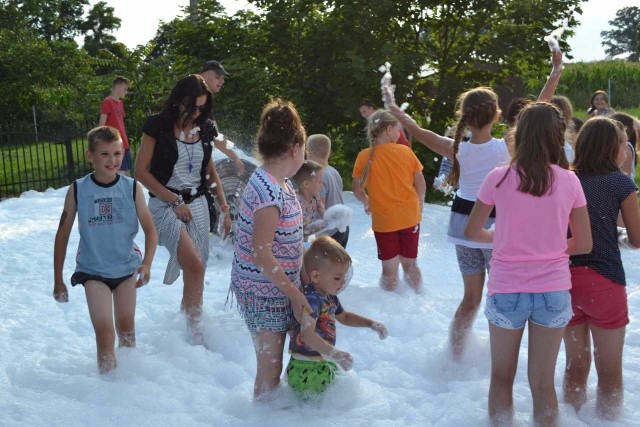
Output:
[{"xmin": 64, "ymin": 136, "xmax": 75, "ymax": 182}]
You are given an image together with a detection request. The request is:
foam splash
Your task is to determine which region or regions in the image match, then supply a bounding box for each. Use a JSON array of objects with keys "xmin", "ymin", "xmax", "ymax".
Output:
[{"xmin": 544, "ymin": 20, "xmax": 567, "ymax": 52}]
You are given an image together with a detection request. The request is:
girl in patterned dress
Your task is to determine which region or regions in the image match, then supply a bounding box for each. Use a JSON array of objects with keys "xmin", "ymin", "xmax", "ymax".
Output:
[
  {"xmin": 135, "ymin": 75, "xmax": 231, "ymax": 343},
  {"xmin": 230, "ymin": 98, "xmax": 312, "ymax": 400}
]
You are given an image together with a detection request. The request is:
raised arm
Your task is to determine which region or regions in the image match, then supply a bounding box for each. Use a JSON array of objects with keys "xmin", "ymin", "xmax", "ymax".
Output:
[
  {"xmin": 383, "ymin": 88, "xmax": 454, "ymax": 159},
  {"xmin": 537, "ymin": 49, "xmax": 563, "ymax": 102},
  {"xmin": 53, "ymin": 185, "xmax": 77, "ymax": 302}
]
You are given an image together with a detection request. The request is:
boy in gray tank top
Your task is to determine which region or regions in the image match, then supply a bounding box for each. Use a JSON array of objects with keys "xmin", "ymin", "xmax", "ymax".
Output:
[
  {"xmin": 307, "ymin": 134, "xmax": 349, "ymax": 248},
  {"xmin": 53, "ymin": 126, "xmax": 158, "ymax": 374}
]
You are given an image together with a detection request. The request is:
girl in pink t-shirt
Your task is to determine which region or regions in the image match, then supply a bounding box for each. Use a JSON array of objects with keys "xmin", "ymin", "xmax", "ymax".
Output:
[
  {"xmin": 384, "ymin": 50, "xmax": 564, "ymax": 361},
  {"xmin": 465, "ymin": 103, "xmax": 592, "ymax": 426}
]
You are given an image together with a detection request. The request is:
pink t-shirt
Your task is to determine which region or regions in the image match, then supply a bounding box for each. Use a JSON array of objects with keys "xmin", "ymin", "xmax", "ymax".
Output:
[{"xmin": 477, "ymin": 165, "xmax": 586, "ymax": 295}]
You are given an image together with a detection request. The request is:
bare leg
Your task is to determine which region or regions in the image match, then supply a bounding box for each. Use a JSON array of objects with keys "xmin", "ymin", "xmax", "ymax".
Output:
[
  {"xmin": 380, "ymin": 256, "xmax": 400, "ymax": 291},
  {"xmin": 563, "ymin": 322, "xmax": 591, "ymax": 412},
  {"xmin": 591, "ymin": 324, "xmax": 625, "ymax": 420},
  {"xmin": 251, "ymin": 331, "xmax": 286, "ymax": 400},
  {"xmin": 488, "ymin": 322, "xmax": 524, "ymax": 426},
  {"xmin": 84, "ymin": 281, "xmax": 117, "ymax": 374},
  {"xmin": 449, "ymin": 272, "xmax": 485, "ymax": 361},
  {"xmin": 528, "ymin": 322, "xmax": 566, "ymax": 426},
  {"xmin": 177, "ymin": 227, "xmax": 205, "ymax": 344},
  {"xmin": 113, "ymin": 275, "xmax": 137, "ymax": 347},
  {"xmin": 400, "ymin": 256, "xmax": 423, "ymax": 293}
]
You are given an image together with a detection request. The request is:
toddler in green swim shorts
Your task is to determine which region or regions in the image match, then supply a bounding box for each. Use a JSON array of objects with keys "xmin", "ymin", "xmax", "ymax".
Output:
[{"xmin": 287, "ymin": 236, "xmax": 388, "ymax": 396}]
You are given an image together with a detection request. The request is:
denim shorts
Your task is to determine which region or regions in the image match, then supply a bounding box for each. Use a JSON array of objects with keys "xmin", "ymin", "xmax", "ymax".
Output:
[{"xmin": 485, "ymin": 290, "xmax": 573, "ymax": 329}]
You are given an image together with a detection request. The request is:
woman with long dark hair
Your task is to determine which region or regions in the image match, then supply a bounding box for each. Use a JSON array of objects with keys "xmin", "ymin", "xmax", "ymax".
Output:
[{"xmin": 135, "ymin": 74, "xmax": 231, "ymax": 343}]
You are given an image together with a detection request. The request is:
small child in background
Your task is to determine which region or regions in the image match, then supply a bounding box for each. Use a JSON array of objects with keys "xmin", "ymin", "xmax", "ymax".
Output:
[
  {"xmin": 307, "ymin": 134, "xmax": 350, "ymax": 248},
  {"xmin": 611, "ymin": 112, "xmax": 637, "ymax": 181},
  {"xmin": 352, "ymin": 110, "xmax": 426, "ymax": 293},
  {"xmin": 287, "ymin": 236, "xmax": 388, "ymax": 396},
  {"xmin": 53, "ymin": 126, "xmax": 158, "ymax": 374},
  {"xmin": 291, "ymin": 160, "xmax": 325, "ymax": 242},
  {"xmin": 99, "ymin": 76, "xmax": 132, "ymax": 176}
]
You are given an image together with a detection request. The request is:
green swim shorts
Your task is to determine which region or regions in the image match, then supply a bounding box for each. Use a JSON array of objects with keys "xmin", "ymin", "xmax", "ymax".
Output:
[{"xmin": 286, "ymin": 358, "xmax": 338, "ymax": 395}]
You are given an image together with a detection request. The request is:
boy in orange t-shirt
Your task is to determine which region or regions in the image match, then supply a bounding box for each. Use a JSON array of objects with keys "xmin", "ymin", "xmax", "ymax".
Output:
[{"xmin": 353, "ymin": 109, "xmax": 426, "ymax": 293}]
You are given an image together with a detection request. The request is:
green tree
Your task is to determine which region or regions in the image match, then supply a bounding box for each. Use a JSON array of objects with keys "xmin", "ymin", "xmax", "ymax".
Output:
[
  {"xmin": 81, "ymin": 1, "xmax": 122, "ymax": 56},
  {"xmin": 601, "ymin": 6, "xmax": 640, "ymax": 61}
]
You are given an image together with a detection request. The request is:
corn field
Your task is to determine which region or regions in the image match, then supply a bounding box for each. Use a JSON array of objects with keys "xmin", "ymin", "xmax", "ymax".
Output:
[{"xmin": 558, "ymin": 61, "xmax": 640, "ymax": 110}]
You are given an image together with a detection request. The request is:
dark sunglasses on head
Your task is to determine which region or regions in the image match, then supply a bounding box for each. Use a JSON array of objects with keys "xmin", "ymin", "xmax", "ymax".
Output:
[{"xmin": 194, "ymin": 104, "xmax": 208, "ymax": 112}]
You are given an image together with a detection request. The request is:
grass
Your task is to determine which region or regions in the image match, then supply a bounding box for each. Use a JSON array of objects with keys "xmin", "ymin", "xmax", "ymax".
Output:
[
  {"xmin": 574, "ymin": 107, "xmax": 640, "ymax": 121},
  {"xmin": 0, "ymin": 138, "xmax": 92, "ymax": 198}
]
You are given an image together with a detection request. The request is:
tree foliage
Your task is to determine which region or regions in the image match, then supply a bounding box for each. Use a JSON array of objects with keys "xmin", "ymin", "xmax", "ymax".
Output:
[
  {"xmin": 601, "ymin": 7, "xmax": 640, "ymax": 62},
  {"xmin": 2, "ymin": 0, "xmax": 587, "ymax": 198}
]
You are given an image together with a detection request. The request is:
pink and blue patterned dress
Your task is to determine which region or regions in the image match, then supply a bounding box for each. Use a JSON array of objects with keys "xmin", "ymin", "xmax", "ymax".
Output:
[{"xmin": 230, "ymin": 167, "xmax": 304, "ymax": 331}]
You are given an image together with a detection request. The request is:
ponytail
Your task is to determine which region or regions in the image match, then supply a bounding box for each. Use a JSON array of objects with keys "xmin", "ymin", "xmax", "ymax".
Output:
[{"xmin": 444, "ymin": 116, "xmax": 467, "ymax": 189}]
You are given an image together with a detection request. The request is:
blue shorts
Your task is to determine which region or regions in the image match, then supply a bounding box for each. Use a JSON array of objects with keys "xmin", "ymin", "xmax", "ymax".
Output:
[
  {"xmin": 485, "ymin": 291, "xmax": 573, "ymax": 329},
  {"xmin": 120, "ymin": 149, "xmax": 132, "ymax": 171}
]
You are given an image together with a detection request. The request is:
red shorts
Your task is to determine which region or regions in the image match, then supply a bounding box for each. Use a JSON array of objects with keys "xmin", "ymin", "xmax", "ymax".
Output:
[
  {"xmin": 373, "ymin": 224, "xmax": 420, "ymax": 261},
  {"xmin": 567, "ymin": 266, "xmax": 629, "ymax": 329}
]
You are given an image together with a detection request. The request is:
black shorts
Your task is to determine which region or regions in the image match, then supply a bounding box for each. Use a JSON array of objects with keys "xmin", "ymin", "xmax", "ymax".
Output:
[{"xmin": 71, "ymin": 272, "xmax": 134, "ymax": 291}]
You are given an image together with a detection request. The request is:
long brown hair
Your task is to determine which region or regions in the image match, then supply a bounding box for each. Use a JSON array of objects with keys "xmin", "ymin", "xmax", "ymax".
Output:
[
  {"xmin": 573, "ymin": 117, "xmax": 625, "ymax": 175},
  {"xmin": 256, "ymin": 98, "xmax": 306, "ymax": 160},
  {"xmin": 498, "ymin": 102, "xmax": 568, "ymax": 196},
  {"xmin": 445, "ymin": 87, "xmax": 499, "ymax": 189},
  {"xmin": 361, "ymin": 109, "xmax": 398, "ymax": 189}
]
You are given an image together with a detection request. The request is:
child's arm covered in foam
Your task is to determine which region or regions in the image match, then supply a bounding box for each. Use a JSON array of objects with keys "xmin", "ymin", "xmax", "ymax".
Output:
[
  {"xmin": 53, "ymin": 185, "xmax": 77, "ymax": 302},
  {"xmin": 537, "ymin": 49, "xmax": 563, "ymax": 102},
  {"xmin": 336, "ymin": 311, "xmax": 388, "ymax": 339},
  {"xmin": 300, "ymin": 312, "xmax": 354, "ymax": 370}
]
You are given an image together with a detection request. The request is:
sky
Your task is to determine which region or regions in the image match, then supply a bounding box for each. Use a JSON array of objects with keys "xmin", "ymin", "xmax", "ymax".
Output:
[
  {"xmin": 90, "ymin": 0, "xmax": 639, "ymax": 63},
  {"xmin": 1, "ymin": 144, "xmax": 640, "ymax": 425}
]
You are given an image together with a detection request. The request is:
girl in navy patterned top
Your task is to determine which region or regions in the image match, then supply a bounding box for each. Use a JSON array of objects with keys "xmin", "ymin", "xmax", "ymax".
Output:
[{"xmin": 563, "ymin": 117, "xmax": 640, "ymax": 421}]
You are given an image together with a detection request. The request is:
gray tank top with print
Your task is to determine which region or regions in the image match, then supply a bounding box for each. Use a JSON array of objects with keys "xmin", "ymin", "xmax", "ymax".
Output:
[{"xmin": 74, "ymin": 174, "xmax": 141, "ymax": 278}]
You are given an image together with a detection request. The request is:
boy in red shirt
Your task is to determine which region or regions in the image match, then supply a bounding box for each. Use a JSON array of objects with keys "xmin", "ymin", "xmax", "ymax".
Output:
[{"xmin": 99, "ymin": 76, "xmax": 132, "ymax": 176}]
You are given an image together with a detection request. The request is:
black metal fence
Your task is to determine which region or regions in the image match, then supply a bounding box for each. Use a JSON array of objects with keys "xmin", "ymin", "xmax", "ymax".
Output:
[{"xmin": 0, "ymin": 122, "xmax": 97, "ymax": 199}]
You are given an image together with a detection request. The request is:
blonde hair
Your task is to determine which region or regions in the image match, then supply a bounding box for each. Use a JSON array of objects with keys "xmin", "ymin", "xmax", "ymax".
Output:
[
  {"xmin": 445, "ymin": 87, "xmax": 499, "ymax": 189},
  {"xmin": 87, "ymin": 126, "xmax": 122, "ymax": 152},
  {"xmin": 361, "ymin": 110, "xmax": 399, "ymax": 188},
  {"xmin": 303, "ymin": 235, "xmax": 352, "ymax": 272},
  {"xmin": 307, "ymin": 134, "xmax": 331, "ymax": 159}
]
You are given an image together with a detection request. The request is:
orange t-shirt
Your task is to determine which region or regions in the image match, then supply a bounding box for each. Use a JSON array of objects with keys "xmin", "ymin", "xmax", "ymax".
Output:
[{"xmin": 352, "ymin": 143, "xmax": 423, "ymax": 232}]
